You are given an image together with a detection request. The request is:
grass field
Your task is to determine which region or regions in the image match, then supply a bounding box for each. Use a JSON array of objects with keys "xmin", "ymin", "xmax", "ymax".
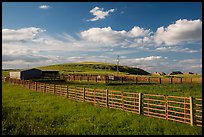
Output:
[
  {"xmin": 2, "ymin": 82, "xmax": 202, "ymax": 135},
  {"xmin": 41, "ymin": 80, "xmax": 202, "ymax": 98}
]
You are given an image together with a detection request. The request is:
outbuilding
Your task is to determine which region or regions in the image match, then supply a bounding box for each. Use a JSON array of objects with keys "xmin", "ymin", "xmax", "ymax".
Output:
[
  {"xmin": 41, "ymin": 70, "xmax": 60, "ymax": 79},
  {"xmin": 9, "ymin": 68, "xmax": 42, "ymax": 80}
]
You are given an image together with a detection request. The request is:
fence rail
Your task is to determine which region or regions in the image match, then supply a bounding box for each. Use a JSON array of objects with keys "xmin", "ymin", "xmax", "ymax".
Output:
[
  {"xmin": 3, "ymin": 78, "xmax": 202, "ymax": 127},
  {"xmin": 58, "ymin": 74, "xmax": 202, "ymax": 84}
]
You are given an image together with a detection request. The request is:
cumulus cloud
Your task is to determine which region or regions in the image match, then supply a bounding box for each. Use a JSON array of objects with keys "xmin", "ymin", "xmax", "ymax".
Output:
[
  {"xmin": 2, "ymin": 19, "xmax": 202, "ymax": 73},
  {"xmin": 80, "ymin": 26, "xmax": 153, "ymax": 47},
  {"xmin": 87, "ymin": 7, "xmax": 115, "ymax": 21},
  {"xmin": 2, "ymin": 27, "xmax": 46, "ymax": 43},
  {"xmin": 39, "ymin": 5, "xmax": 50, "ymax": 10},
  {"xmin": 154, "ymin": 19, "xmax": 202, "ymax": 45}
]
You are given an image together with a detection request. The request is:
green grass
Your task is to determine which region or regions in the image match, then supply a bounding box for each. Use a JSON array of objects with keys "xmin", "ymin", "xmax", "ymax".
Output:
[
  {"xmin": 43, "ymin": 80, "xmax": 202, "ymax": 98},
  {"xmin": 2, "ymin": 82, "xmax": 202, "ymax": 135},
  {"xmin": 2, "ymin": 70, "xmax": 10, "ymax": 77},
  {"xmin": 37, "ymin": 62, "xmax": 150, "ymax": 75}
]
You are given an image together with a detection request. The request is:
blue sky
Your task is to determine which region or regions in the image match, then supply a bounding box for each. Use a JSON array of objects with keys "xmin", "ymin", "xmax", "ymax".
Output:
[{"xmin": 2, "ymin": 2, "xmax": 202, "ymax": 74}]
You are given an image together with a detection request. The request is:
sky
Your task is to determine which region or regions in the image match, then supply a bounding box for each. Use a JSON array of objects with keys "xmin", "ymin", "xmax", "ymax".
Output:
[{"xmin": 2, "ymin": 2, "xmax": 202, "ymax": 74}]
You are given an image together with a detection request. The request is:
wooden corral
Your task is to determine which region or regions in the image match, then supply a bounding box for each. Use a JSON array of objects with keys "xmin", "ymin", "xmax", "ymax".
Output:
[
  {"xmin": 4, "ymin": 78, "xmax": 202, "ymax": 127},
  {"xmin": 60, "ymin": 74, "xmax": 202, "ymax": 84}
]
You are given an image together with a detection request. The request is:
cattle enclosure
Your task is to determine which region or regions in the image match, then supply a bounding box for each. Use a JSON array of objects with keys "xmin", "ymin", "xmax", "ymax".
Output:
[
  {"xmin": 59, "ymin": 74, "xmax": 202, "ymax": 84},
  {"xmin": 4, "ymin": 78, "xmax": 202, "ymax": 127}
]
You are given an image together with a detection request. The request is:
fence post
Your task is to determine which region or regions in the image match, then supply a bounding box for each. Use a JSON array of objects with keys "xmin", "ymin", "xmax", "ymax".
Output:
[
  {"xmin": 165, "ymin": 95, "xmax": 168, "ymax": 120},
  {"xmin": 170, "ymin": 78, "xmax": 173, "ymax": 84},
  {"xmin": 83, "ymin": 87, "xmax": 85, "ymax": 102},
  {"xmin": 135, "ymin": 77, "xmax": 138, "ymax": 84},
  {"xmin": 134, "ymin": 93, "xmax": 136, "ymax": 113},
  {"xmin": 190, "ymin": 96, "xmax": 194, "ymax": 126},
  {"xmin": 148, "ymin": 77, "xmax": 150, "ymax": 83},
  {"xmin": 35, "ymin": 82, "xmax": 37, "ymax": 91},
  {"xmin": 122, "ymin": 91, "xmax": 124, "ymax": 110},
  {"xmin": 180, "ymin": 78, "xmax": 183, "ymax": 84},
  {"xmin": 54, "ymin": 84, "xmax": 56, "ymax": 95},
  {"xmin": 44, "ymin": 83, "xmax": 46, "ymax": 93},
  {"xmin": 74, "ymin": 86, "xmax": 76, "ymax": 99},
  {"xmin": 106, "ymin": 89, "xmax": 109, "ymax": 108},
  {"xmin": 66, "ymin": 85, "xmax": 69, "ymax": 98},
  {"xmin": 159, "ymin": 78, "xmax": 162, "ymax": 84},
  {"xmin": 94, "ymin": 89, "xmax": 96, "ymax": 105},
  {"xmin": 28, "ymin": 81, "xmax": 31, "ymax": 89},
  {"xmin": 139, "ymin": 93, "xmax": 142, "ymax": 115},
  {"xmin": 106, "ymin": 75, "xmax": 109, "ymax": 84},
  {"xmin": 184, "ymin": 97, "xmax": 187, "ymax": 122}
]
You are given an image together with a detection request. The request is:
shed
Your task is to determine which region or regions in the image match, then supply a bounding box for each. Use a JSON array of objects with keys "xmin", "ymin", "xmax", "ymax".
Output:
[
  {"xmin": 9, "ymin": 68, "xmax": 42, "ymax": 80},
  {"xmin": 41, "ymin": 70, "xmax": 60, "ymax": 79}
]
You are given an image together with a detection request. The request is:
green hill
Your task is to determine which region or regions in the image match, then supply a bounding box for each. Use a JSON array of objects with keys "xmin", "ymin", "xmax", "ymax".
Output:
[{"xmin": 37, "ymin": 62, "xmax": 150, "ymax": 76}]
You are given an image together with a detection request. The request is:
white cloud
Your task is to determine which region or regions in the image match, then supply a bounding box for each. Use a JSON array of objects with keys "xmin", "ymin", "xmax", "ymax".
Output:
[
  {"xmin": 129, "ymin": 26, "xmax": 152, "ymax": 37},
  {"xmin": 39, "ymin": 5, "xmax": 50, "ymax": 10},
  {"xmin": 87, "ymin": 7, "xmax": 115, "ymax": 21},
  {"xmin": 123, "ymin": 56, "xmax": 164, "ymax": 64},
  {"xmin": 80, "ymin": 26, "xmax": 153, "ymax": 47},
  {"xmin": 154, "ymin": 19, "xmax": 202, "ymax": 45},
  {"xmin": 173, "ymin": 59, "xmax": 202, "ymax": 73},
  {"xmin": 134, "ymin": 56, "xmax": 162, "ymax": 61},
  {"xmin": 2, "ymin": 27, "xmax": 46, "ymax": 43},
  {"xmin": 2, "ymin": 22, "xmax": 202, "ymax": 74},
  {"xmin": 155, "ymin": 46, "xmax": 199, "ymax": 53},
  {"xmin": 118, "ymin": 56, "xmax": 169, "ymax": 73},
  {"xmin": 178, "ymin": 59, "xmax": 202, "ymax": 64}
]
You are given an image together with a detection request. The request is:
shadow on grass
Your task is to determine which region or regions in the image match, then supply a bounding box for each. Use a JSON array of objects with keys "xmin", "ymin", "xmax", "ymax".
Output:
[{"xmin": 106, "ymin": 82, "xmax": 159, "ymax": 86}]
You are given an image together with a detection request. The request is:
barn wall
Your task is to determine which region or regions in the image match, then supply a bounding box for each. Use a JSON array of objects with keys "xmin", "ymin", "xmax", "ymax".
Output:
[
  {"xmin": 21, "ymin": 69, "xmax": 42, "ymax": 80},
  {"xmin": 9, "ymin": 72, "xmax": 21, "ymax": 79}
]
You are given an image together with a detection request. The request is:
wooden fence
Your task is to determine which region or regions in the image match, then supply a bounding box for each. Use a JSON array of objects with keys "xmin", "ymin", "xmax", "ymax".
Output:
[
  {"xmin": 59, "ymin": 74, "xmax": 202, "ymax": 84},
  {"xmin": 4, "ymin": 78, "xmax": 202, "ymax": 127}
]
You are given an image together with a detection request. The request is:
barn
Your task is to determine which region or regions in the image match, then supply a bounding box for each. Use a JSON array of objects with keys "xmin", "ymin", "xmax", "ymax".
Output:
[
  {"xmin": 9, "ymin": 68, "xmax": 59, "ymax": 80},
  {"xmin": 9, "ymin": 68, "xmax": 42, "ymax": 80}
]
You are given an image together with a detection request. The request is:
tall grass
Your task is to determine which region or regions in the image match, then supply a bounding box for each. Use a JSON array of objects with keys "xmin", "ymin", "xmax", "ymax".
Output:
[{"xmin": 2, "ymin": 82, "xmax": 202, "ymax": 135}]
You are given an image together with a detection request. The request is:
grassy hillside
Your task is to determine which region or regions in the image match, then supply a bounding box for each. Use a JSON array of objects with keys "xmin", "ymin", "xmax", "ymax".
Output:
[
  {"xmin": 2, "ymin": 62, "xmax": 202, "ymax": 78},
  {"xmin": 37, "ymin": 62, "xmax": 150, "ymax": 75},
  {"xmin": 2, "ymin": 82, "xmax": 202, "ymax": 135}
]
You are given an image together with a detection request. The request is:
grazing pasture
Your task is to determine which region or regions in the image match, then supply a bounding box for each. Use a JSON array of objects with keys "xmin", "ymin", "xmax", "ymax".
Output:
[
  {"xmin": 2, "ymin": 81, "xmax": 202, "ymax": 135},
  {"xmin": 2, "ymin": 62, "xmax": 202, "ymax": 135}
]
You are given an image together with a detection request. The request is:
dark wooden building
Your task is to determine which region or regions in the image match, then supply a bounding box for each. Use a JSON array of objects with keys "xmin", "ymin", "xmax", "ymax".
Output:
[{"xmin": 9, "ymin": 68, "xmax": 59, "ymax": 80}]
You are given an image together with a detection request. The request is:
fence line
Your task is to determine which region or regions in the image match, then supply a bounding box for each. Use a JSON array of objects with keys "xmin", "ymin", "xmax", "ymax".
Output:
[
  {"xmin": 59, "ymin": 74, "xmax": 202, "ymax": 84},
  {"xmin": 3, "ymin": 78, "xmax": 202, "ymax": 127}
]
